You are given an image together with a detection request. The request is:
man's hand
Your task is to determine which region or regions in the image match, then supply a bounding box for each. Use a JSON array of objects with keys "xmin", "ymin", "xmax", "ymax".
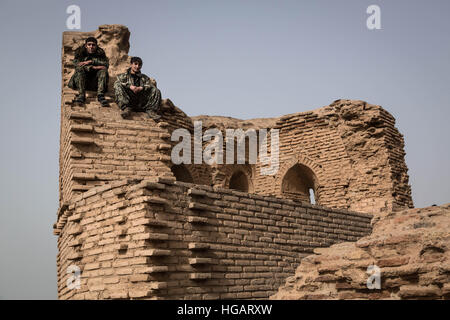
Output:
[
  {"xmin": 130, "ymin": 85, "xmax": 143, "ymax": 94},
  {"xmin": 92, "ymin": 66, "xmax": 106, "ymax": 70},
  {"xmin": 78, "ymin": 60, "xmax": 92, "ymax": 67}
]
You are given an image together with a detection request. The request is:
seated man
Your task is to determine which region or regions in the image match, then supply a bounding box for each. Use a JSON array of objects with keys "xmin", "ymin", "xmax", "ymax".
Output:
[
  {"xmin": 68, "ymin": 37, "xmax": 109, "ymax": 106},
  {"xmin": 114, "ymin": 57, "xmax": 162, "ymax": 120}
]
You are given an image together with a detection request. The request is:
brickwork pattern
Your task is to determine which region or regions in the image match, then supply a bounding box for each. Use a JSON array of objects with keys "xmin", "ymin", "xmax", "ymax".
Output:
[
  {"xmin": 55, "ymin": 25, "xmax": 416, "ymax": 300},
  {"xmin": 59, "ymin": 98, "xmax": 173, "ymax": 205},
  {"xmin": 55, "ymin": 178, "xmax": 372, "ymax": 299},
  {"xmin": 272, "ymin": 204, "xmax": 450, "ymax": 300}
]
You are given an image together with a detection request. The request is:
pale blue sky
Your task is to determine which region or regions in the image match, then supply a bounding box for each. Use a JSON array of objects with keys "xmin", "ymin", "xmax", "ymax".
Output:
[{"xmin": 0, "ymin": 0, "xmax": 448, "ymax": 299}]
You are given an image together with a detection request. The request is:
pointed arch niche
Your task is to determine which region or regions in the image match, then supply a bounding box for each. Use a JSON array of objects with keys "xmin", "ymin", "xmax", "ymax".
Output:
[
  {"xmin": 171, "ymin": 164, "xmax": 194, "ymax": 183},
  {"xmin": 281, "ymin": 163, "xmax": 319, "ymax": 204},
  {"xmin": 228, "ymin": 170, "xmax": 254, "ymax": 193}
]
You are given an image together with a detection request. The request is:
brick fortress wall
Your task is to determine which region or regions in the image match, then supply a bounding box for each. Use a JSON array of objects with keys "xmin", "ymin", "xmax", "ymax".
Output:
[
  {"xmin": 183, "ymin": 100, "xmax": 413, "ymax": 214},
  {"xmin": 54, "ymin": 178, "xmax": 372, "ymax": 299},
  {"xmin": 55, "ymin": 25, "xmax": 414, "ymax": 299},
  {"xmin": 59, "ymin": 25, "xmax": 413, "ymax": 214}
]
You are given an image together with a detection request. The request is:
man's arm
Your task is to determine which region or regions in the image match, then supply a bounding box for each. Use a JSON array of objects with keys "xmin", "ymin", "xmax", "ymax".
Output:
[
  {"xmin": 116, "ymin": 74, "xmax": 131, "ymax": 90},
  {"xmin": 92, "ymin": 49, "xmax": 109, "ymax": 68},
  {"xmin": 73, "ymin": 57, "xmax": 92, "ymax": 68},
  {"xmin": 72, "ymin": 47, "xmax": 89, "ymax": 67},
  {"xmin": 72, "ymin": 54, "xmax": 84, "ymax": 67},
  {"xmin": 92, "ymin": 56, "xmax": 109, "ymax": 67},
  {"xmin": 141, "ymin": 75, "xmax": 156, "ymax": 91},
  {"xmin": 116, "ymin": 73, "xmax": 144, "ymax": 94}
]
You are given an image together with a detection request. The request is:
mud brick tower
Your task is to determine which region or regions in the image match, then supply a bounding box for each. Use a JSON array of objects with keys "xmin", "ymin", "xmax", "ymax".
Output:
[{"xmin": 54, "ymin": 25, "xmax": 413, "ymax": 299}]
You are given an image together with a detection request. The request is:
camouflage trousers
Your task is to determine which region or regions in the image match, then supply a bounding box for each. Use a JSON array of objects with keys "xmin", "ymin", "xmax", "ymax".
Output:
[
  {"xmin": 68, "ymin": 66, "xmax": 108, "ymax": 96},
  {"xmin": 114, "ymin": 82, "xmax": 161, "ymax": 112}
]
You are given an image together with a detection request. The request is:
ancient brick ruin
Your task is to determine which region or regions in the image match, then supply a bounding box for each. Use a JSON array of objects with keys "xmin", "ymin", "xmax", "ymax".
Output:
[
  {"xmin": 272, "ymin": 204, "xmax": 450, "ymax": 300},
  {"xmin": 54, "ymin": 25, "xmax": 415, "ymax": 299}
]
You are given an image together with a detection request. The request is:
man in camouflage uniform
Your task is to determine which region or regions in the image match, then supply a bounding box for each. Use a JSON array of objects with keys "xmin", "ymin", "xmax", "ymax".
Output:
[
  {"xmin": 68, "ymin": 37, "xmax": 109, "ymax": 106},
  {"xmin": 114, "ymin": 57, "xmax": 162, "ymax": 120}
]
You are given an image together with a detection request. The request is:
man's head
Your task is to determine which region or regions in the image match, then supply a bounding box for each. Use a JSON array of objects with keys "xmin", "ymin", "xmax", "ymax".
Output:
[
  {"xmin": 130, "ymin": 57, "xmax": 143, "ymax": 74},
  {"xmin": 84, "ymin": 37, "xmax": 98, "ymax": 54}
]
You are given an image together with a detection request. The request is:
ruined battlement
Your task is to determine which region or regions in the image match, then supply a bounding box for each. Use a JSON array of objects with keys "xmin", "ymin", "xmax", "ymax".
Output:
[
  {"xmin": 54, "ymin": 177, "xmax": 372, "ymax": 299},
  {"xmin": 55, "ymin": 25, "xmax": 414, "ymax": 299}
]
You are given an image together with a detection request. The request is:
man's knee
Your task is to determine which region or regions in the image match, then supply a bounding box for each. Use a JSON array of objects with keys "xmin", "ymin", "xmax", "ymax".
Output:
[
  {"xmin": 75, "ymin": 66, "xmax": 87, "ymax": 74},
  {"xmin": 143, "ymin": 85, "xmax": 157, "ymax": 94},
  {"xmin": 97, "ymin": 69, "xmax": 107, "ymax": 77},
  {"xmin": 114, "ymin": 81, "xmax": 125, "ymax": 93}
]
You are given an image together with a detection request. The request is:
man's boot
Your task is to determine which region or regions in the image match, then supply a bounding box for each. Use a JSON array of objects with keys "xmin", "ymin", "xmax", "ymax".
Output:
[
  {"xmin": 146, "ymin": 110, "xmax": 161, "ymax": 121},
  {"xmin": 73, "ymin": 94, "xmax": 86, "ymax": 104},
  {"xmin": 97, "ymin": 94, "xmax": 109, "ymax": 107},
  {"xmin": 120, "ymin": 106, "xmax": 132, "ymax": 119}
]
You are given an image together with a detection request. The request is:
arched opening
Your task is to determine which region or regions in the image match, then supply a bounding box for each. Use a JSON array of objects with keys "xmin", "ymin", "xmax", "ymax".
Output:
[
  {"xmin": 229, "ymin": 170, "xmax": 249, "ymax": 192},
  {"xmin": 281, "ymin": 163, "xmax": 318, "ymax": 203},
  {"xmin": 171, "ymin": 164, "xmax": 194, "ymax": 183}
]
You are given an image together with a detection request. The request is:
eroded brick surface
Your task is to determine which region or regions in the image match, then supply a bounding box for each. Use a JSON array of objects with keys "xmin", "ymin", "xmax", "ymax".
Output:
[
  {"xmin": 55, "ymin": 25, "xmax": 418, "ymax": 300},
  {"xmin": 271, "ymin": 204, "xmax": 450, "ymax": 300},
  {"xmin": 55, "ymin": 178, "xmax": 373, "ymax": 299}
]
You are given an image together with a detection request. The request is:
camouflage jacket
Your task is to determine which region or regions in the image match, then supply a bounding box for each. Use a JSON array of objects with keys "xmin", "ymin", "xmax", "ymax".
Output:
[
  {"xmin": 72, "ymin": 45, "xmax": 109, "ymax": 68},
  {"xmin": 115, "ymin": 68, "xmax": 157, "ymax": 90}
]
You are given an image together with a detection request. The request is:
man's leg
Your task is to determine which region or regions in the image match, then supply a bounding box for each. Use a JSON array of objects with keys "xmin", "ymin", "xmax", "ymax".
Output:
[
  {"xmin": 142, "ymin": 86, "xmax": 162, "ymax": 120},
  {"xmin": 114, "ymin": 81, "xmax": 140, "ymax": 118},
  {"xmin": 72, "ymin": 66, "xmax": 87, "ymax": 103},
  {"xmin": 96, "ymin": 69, "xmax": 109, "ymax": 106},
  {"xmin": 114, "ymin": 81, "xmax": 131, "ymax": 110}
]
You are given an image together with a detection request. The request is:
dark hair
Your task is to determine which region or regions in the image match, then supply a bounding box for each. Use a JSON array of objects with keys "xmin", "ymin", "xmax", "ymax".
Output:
[
  {"xmin": 130, "ymin": 56, "xmax": 143, "ymax": 66},
  {"xmin": 85, "ymin": 37, "xmax": 97, "ymax": 44}
]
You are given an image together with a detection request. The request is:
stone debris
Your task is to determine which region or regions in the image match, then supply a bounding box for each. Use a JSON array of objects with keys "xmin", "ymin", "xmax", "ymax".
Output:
[{"xmin": 271, "ymin": 203, "xmax": 450, "ymax": 300}]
